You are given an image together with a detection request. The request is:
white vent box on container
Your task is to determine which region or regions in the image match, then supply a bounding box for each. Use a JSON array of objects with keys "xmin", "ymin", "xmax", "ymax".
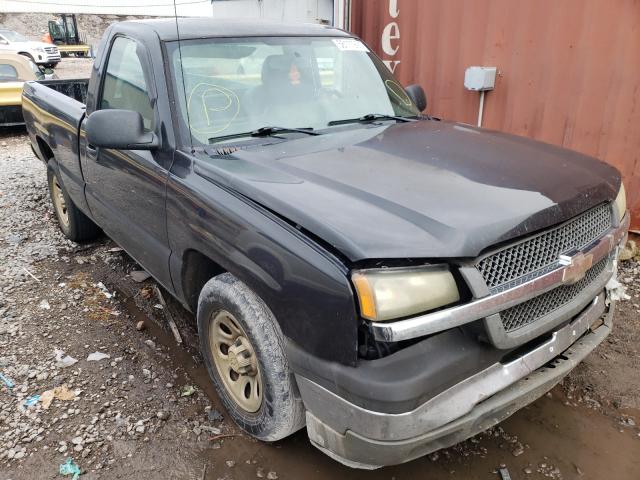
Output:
[{"xmin": 464, "ymin": 66, "xmax": 497, "ymax": 91}]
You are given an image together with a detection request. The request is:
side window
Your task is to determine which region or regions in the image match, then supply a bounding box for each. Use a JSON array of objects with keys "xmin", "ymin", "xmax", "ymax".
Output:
[
  {"xmin": 100, "ymin": 37, "xmax": 154, "ymax": 130},
  {"xmin": 0, "ymin": 64, "xmax": 18, "ymax": 82}
]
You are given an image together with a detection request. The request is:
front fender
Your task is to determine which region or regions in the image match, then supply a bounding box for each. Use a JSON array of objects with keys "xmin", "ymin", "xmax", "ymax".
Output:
[{"xmin": 166, "ymin": 161, "xmax": 359, "ymax": 366}]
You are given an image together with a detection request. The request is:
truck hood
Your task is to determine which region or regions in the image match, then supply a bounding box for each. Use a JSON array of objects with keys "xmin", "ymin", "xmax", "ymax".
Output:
[{"xmin": 195, "ymin": 120, "xmax": 620, "ymax": 262}]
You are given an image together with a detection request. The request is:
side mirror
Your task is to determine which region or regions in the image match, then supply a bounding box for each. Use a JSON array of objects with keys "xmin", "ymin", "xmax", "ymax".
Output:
[
  {"xmin": 86, "ymin": 109, "xmax": 158, "ymax": 150},
  {"xmin": 0, "ymin": 39, "xmax": 8, "ymax": 45},
  {"xmin": 405, "ymin": 84, "xmax": 427, "ymax": 112}
]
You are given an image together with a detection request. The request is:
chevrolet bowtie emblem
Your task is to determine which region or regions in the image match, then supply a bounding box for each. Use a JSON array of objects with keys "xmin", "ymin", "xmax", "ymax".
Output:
[{"xmin": 559, "ymin": 252, "xmax": 594, "ymax": 285}]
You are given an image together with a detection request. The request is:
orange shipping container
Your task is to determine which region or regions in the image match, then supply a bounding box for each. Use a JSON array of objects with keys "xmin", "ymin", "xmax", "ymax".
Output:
[{"xmin": 350, "ymin": 0, "xmax": 640, "ymax": 231}]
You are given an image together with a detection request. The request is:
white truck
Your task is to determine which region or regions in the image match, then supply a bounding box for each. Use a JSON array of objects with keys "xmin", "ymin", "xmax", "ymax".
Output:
[{"xmin": 0, "ymin": 29, "xmax": 60, "ymax": 68}]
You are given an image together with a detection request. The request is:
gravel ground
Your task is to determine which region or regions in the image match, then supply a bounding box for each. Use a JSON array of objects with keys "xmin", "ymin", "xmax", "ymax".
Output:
[
  {"xmin": 53, "ymin": 59, "xmax": 93, "ymax": 80},
  {"xmin": 0, "ymin": 133, "xmax": 234, "ymax": 479},
  {"xmin": 0, "ymin": 57, "xmax": 639, "ymax": 480}
]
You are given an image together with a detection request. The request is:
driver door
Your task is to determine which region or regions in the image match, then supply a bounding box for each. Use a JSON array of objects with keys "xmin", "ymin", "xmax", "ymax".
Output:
[{"xmin": 83, "ymin": 35, "xmax": 173, "ymax": 288}]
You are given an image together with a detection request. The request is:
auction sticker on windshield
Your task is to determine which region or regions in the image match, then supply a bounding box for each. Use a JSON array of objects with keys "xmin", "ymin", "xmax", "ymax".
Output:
[{"xmin": 332, "ymin": 38, "xmax": 369, "ymax": 52}]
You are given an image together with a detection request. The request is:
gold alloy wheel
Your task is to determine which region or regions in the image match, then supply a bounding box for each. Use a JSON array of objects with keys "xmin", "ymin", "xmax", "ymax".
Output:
[
  {"xmin": 209, "ymin": 310, "xmax": 263, "ymax": 413},
  {"xmin": 51, "ymin": 175, "xmax": 70, "ymax": 229}
]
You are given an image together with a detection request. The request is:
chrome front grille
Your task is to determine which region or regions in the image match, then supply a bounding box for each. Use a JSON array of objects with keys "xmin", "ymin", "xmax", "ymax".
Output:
[
  {"xmin": 499, "ymin": 256, "xmax": 608, "ymax": 332},
  {"xmin": 45, "ymin": 47, "xmax": 58, "ymax": 54},
  {"xmin": 476, "ymin": 203, "xmax": 612, "ymax": 293}
]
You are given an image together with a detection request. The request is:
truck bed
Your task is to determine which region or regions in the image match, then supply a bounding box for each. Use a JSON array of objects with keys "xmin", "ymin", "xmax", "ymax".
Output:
[
  {"xmin": 18, "ymin": 78, "xmax": 88, "ymax": 129},
  {"xmin": 1, "ymin": 78, "xmax": 88, "ymax": 127},
  {"xmin": 22, "ymin": 78, "xmax": 88, "ymax": 135},
  {"xmin": 36, "ymin": 78, "xmax": 89, "ymax": 105},
  {"xmin": 22, "ymin": 78, "xmax": 90, "ymax": 216}
]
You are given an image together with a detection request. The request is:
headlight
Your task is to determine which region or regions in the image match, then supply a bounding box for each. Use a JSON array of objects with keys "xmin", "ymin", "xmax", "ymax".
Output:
[
  {"xmin": 352, "ymin": 266, "xmax": 460, "ymax": 322},
  {"xmin": 614, "ymin": 182, "xmax": 626, "ymax": 220},
  {"xmin": 34, "ymin": 47, "xmax": 45, "ymax": 53}
]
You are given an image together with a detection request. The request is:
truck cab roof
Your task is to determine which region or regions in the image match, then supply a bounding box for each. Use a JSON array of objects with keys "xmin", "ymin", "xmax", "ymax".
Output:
[{"xmin": 116, "ymin": 18, "xmax": 351, "ymax": 41}]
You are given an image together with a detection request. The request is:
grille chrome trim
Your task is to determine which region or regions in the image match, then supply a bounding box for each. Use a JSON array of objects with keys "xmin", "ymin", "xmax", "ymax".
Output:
[
  {"xmin": 368, "ymin": 213, "xmax": 628, "ymax": 342},
  {"xmin": 500, "ymin": 256, "xmax": 608, "ymax": 332},
  {"xmin": 476, "ymin": 204, "xmax": 612, "ymax": 293}
]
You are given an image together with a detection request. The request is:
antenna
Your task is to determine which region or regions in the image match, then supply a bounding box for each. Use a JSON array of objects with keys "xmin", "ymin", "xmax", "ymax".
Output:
[{"xmin": 173, "ymin": 0, "xmax": 194, "ymax": 150}]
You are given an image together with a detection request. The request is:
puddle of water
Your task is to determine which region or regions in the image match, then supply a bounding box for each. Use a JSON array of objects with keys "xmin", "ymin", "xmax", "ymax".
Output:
[
  {"xmin": 121, "ymin": 295, "xmax": 220, "ymax": 403},
  {"xmin": 121, "ymin": 295, "xmax": 640, "ymax": 479}
]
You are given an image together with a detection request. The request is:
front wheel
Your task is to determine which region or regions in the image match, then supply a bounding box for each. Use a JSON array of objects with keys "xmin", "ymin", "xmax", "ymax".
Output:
[{"xmin": 197, "ymin": 273, "xmax": 305, "ymax": 441}]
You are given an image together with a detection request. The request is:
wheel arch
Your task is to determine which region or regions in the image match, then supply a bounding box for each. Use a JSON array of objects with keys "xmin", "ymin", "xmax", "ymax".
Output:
[
  {"xmin": 36, "ymin": 135, "xmax": 54, "ymax": 162},
  {"xmin": 166, "ymin": 178, "xmax": 358, "ymax": 364},
  {"xmin": 180, "ymin": 248, "xmax": 227, "ymax": 313}
]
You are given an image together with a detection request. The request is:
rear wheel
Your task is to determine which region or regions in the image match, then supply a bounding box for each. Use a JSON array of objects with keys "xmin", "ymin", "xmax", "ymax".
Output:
[
  {"xmin": 47, "ymin": 160, "xmax": 100, "ymax": 242},
  {"xmin": 197, "ymin": 273, "xmax": 305, "ymax": 441}
]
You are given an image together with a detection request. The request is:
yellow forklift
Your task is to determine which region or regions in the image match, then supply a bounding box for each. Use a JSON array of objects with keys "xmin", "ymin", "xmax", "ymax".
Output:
[{"xmin": 46, "ymin": 14, "xmax": 92, "ymax": 57}]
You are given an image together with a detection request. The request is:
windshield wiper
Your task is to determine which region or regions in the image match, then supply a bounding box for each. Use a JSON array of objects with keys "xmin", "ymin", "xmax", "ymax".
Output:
[
  {"xmin": 209, "ymin": 126, "xmax": 320, "ymax": 144},
  {"xmin": 327, "ymin": 113, "xmax": 417, "ymax": 126}
]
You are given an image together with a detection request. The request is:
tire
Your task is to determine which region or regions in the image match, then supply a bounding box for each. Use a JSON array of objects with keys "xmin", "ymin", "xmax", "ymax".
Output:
[
  {"xmin": 197, "ymin": 273, "xmax": 306, "ymax": 441},
  {"xmin": 47, "ymin": 160, "xmax": 100, "ymax": 242}
]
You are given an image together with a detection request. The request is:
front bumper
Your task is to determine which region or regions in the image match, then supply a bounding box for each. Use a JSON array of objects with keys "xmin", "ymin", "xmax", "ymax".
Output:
[
  {"xmin": 34, "ymin": 52, "xmax": 61, "ymax": 65},
  {"xmin": 0, "ymin": 105, "xmax": 24, "ymax": 127},
  {"xmin": 297, "ymin": 294, "xmax": 613, "ymax": 469}
]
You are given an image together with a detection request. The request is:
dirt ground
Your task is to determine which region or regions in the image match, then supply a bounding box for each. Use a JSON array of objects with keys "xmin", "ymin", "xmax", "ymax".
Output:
[{"xmin": 0, "ymin": 57, "xmax": 639, "ymax": 480}]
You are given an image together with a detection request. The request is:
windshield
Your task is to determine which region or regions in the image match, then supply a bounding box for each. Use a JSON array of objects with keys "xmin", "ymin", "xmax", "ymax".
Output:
[
  {"xmin": 168, "ymin": 36, "xmax": 420, "ymax": 145},
  {"xmin": 0, "ymin": 30, "xmax": 28, "ymax": 42}
]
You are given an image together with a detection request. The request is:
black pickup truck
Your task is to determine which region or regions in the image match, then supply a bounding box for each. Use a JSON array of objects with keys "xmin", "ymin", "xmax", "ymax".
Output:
[{"xmin": 22, "ymin": 19, "xmax": 628, "ymax": 469}]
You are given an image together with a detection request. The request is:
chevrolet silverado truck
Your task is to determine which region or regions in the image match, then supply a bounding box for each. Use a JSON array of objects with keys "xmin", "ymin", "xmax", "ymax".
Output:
[{"xmin": 22, "ymin": 19, "xmax": 628, "ymax": 469}]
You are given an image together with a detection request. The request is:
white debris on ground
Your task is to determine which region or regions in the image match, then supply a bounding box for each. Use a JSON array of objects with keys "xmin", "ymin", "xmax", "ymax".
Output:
[
  {"xmin": 606, "ymin": 275, "xmax": 631, "ymax": 302},
  {"xmin": 614, "ymin": 239, "xmax": 640, "ymax": 302},
  {"xmin": 0, "ymin": 135, "xmax": 232, "ymax": 478},
  {"xmin": 606, "ymin": 259, "xmax": 632, "ymax": 302},
  {"xmin": 618, "ymin": 239, "xmax": 639, "ymax": 262}
]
